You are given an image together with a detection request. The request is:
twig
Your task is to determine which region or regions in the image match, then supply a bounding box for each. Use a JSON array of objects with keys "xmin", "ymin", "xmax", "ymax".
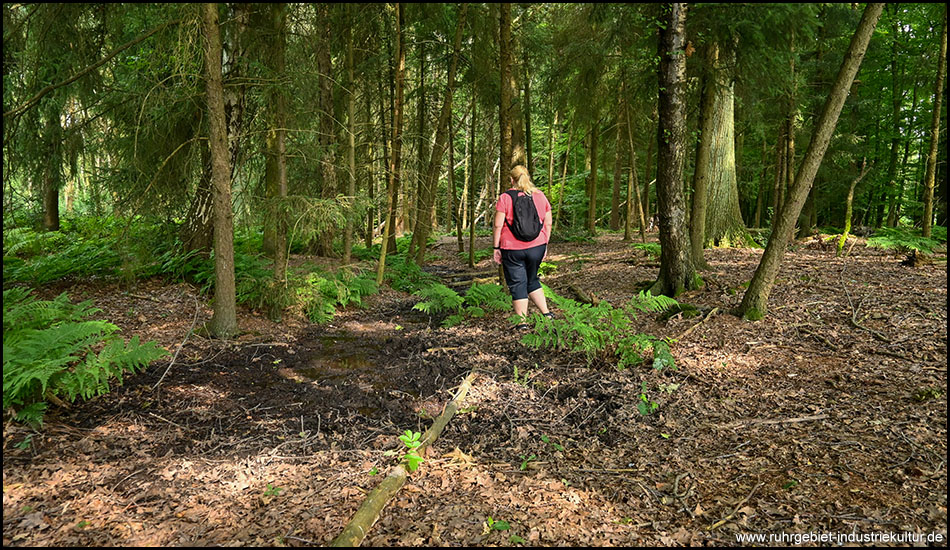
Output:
[
  {"xmin": 708, "ymin": 482, "xmax": 763, "ymax": 530},
  {"xmin": 678, "ymin": 307, "xmax": 719, "ymax": 339},
  {"xmin": 152, "ymin": 296, "xmax": 201, "ymax": 391}
]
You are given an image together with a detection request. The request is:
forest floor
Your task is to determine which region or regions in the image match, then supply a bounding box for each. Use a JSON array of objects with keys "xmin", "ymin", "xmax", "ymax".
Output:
[{"xmin": 3, "ymin": 231, "xmax": 948, "ymax": 547}]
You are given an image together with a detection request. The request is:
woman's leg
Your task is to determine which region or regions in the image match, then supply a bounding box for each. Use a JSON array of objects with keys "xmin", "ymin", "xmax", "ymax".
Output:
[{"xmin": 527, "ymin": 288, "xmax": 549, "ymax": 315}]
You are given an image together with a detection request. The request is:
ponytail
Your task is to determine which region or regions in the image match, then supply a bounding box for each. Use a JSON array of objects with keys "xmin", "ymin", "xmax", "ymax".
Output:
[{"xmin": 510, "ymin": 165, "xmax": 538, "ymax": 195}]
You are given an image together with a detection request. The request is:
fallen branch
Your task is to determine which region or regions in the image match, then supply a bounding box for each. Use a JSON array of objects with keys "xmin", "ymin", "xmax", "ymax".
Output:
[
  {"xmin": 677, "ymin": 307, "xmax": 719, "ymax": 339},
  {"xmin": 568, "ymin": 283, "xmax": 606, "ymax": 306},
  {"xmin": 708, "ymin": 482, "xmax": 764, "ymax": 530},
  {"xmin": 331, "ymin": 371, "xmax": 477, "ymax": 547},
  {"xmin": 716, "ymin": 414, "xmax": 829, "ymax": 430}
]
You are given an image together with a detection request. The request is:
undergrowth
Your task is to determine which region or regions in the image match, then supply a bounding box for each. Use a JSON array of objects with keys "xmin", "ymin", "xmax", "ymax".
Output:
[
  {"xmin": 521, "ymin": 285, "xmax": 678, "ymax": 370},
  {"xmin": 2, "ymin": 288, "xmax": 167, "ymax": 425}
]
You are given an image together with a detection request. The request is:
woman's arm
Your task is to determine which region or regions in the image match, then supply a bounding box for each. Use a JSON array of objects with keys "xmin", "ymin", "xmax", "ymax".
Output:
[
  {"xmin": 493, "ymin": 210, "xmax": 506, "ymax": 264},
  {"xmin": 543, "ymin": 210, "xmax": 552, "ymax": 260}
]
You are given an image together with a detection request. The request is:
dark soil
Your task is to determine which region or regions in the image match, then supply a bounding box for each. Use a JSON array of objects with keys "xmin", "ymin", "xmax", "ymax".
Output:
[{"xmin": 3, "ymin": 233, "xmax": 947, "ymax": 546}]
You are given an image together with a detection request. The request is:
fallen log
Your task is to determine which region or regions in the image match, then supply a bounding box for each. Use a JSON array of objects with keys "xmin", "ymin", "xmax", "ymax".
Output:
[
  {"xmin": 568, "ymin": 283, "xmax": 605, "ymax": 306},
  {"xmin": 331, "ymin": 371, "xmax": 477, "ymax": 547}
]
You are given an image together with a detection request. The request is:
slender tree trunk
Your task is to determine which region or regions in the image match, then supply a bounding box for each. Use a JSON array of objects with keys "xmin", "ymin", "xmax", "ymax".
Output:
[
  {"xmin": 547, "ymin": 109, "xmax": 558, "ymax": 195},
  {"xmin": 587, "ymin": 121, "xmax": 599, "ymax": 235},
  {"xmin": 739, "ymin": 2, "xmax": 884, "ymax": 320},
  {"xmin": 651, "ymin": 3, "xmax": 696, "ymax": 297},
  {"xmin": 377, "ymin": 3, "xmax": 405, "ymax": 286},
  {"xmin": 837, "ymin": 158, "xmax": 870, "ymax": 255},
  {"xmin": 315, "ymin": 4, "xmax": 338, "ymax": 257},
  {"xmin": 922, "ymin": 6, "xmax": 947, "ymax": 238},
  {"xmin": 268, "ymin": 3, "xmax": 289, "ymax": 284},
  {"xmin": 643, "ymin": 110, "xmax": 656, "ymax": 223},
  {"xmin": 499, "ymin": 3, "xmax": 513, "ymax": 175},
  {"xmin": 467, "ymin": 100, "xmax": 478, "ymax": 268},
  {"xmin": 622, "ymin": 88, "xmax": 646, "ymax": 243},
  {"xmin": 689, "ymin": 41, "xmax": 717, "ymax": 269},
  {"xmin": 202, "ymin": 2, "xmax": 237, "ymax": 338},
  {"xmin": 411, "ymin": 4, "xmax": 467, "ymax": 265},
  {"xmin": 885, "ymin": 16, "xmax": 903, "ymax": 228},
  {"xmin": 343, "ymin": 7, "xmax": 357, "ymax": 265},
  {"xmin": 611, "ymin": 95, "xmax": 623, "ymax": 232}
]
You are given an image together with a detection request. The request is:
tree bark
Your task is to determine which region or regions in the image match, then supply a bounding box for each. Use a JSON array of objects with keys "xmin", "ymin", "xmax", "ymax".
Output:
[
  {"xmin": 344, "ymin": 6, "xmax": 357, "ymax": 265},
  {"xmin": 202, "ymin": 2, "xmax": 238, "ymax": 338},
  {"xmin": 377, "ymin": 3, "xmax": 405, "ymax": 286},
  {"xmin": 922, "ymin": 5, "xmax": 947, "ymax": 239},
  {"xmin": 587, "ymin": 120, "xmax": 599, "ymax": 235},
  {"xmin": 651, "ymin": 3, "xmax": 696, "ymax": 297},
  {"xmin": 689, "ymin": 41, "xmax": 718, "ymax": 269},
  {"xmin": 410, "ymin": 4, "xmax": 467, "ymax": 265},
  {"xmin": 739, "ymin": 2, "xmax": 884, "ymax": 320}
]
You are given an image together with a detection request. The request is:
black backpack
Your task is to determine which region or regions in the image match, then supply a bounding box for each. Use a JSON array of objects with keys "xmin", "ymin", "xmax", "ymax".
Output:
[{"xmin": 504, "ymin": 190, "xmax": 543, "ymax": 242}]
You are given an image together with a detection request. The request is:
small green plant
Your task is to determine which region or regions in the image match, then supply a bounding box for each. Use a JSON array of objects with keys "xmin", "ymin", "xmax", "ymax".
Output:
[
  {"xmin": 630, "ymin": 242, "xmax": 662, "ymax": 260},
  {"xmin": 486, "ymin": 517, "xmax": 511, "ymax": 531},
  {"xmin": 264, "ymin": 483, "xmax": 284, "ymax": 497},
  {"xmin": 637, "ymin": 381, "xmax": 659, "ymax": 416},
  {"xmin": 398, "ymin": 429, "xmax": 425, "ymax": 472},
  {"xmin": 519, "ymin": 454, "xmax": 537, "ymax": 470},
  {"xmin": 538, "ymin": 261, "xmax": 559, "ymax": 277},
  {"xmin": 540, "ymin": 434, "xmax": 564, "ymax": 452}
]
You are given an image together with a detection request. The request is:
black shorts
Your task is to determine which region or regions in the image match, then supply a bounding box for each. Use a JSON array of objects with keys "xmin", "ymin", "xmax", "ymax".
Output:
[{"xmin": 500, "ymin": 244, "xmax": 546, "ymax": 300}]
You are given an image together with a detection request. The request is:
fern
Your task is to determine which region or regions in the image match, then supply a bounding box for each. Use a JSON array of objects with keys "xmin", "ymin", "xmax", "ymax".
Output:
[
  {"xmin": 463, "ymin": 282, "xmax": 508, "ymax": 312},
  {"xmin": 866, "ymin": 226, "xmax": 944, "ymax": 255},
  {"xmin": 3, "ymin": 290, "xmax": 167, "ymax": 425},
  {"xmin": 413, "ymin": 284, "xmax": 465, "ymax": 315},
  {"xmin": 521, "ymin": 285, "xmax": 677, "ymax": 370}
]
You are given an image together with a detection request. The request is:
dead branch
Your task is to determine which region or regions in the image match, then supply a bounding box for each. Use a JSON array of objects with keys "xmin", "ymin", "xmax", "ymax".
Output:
[{"xmin": 331, "ymin": 371, "xmax": 477, "ymax": 547}]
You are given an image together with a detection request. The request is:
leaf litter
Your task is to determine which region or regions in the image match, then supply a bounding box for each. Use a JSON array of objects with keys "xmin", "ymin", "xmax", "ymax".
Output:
[{"xmin": 3, "ymin": 234, "xmax": 946, "ymax": 546}]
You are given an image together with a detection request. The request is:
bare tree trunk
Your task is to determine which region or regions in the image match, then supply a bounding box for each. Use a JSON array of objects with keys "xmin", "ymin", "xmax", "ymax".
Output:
[
  {"xmin": 922, "ymin": 5, "xmax": 947, "ymax": 238},
  {"xmin": 689, "ymin": 41, "xmax": 718, "ymax": 269},
  {"xmin": 739, "ymin": 2, "xmax": 884, "ymax": 320},
  {"xmin": 269, "ymin": 3, "xmax": 289, "ymax": 284},
  {"xmin": 651, "ymin": 3, "xmax": 696, "ymax": 297},
  {"xmin": 377, "ymin": 3, "xmax": 405, "ymax": 286},
  {"xmin": 587, "ymin": 120, "xmax": 599, "ymax": 235},
  {"xmin": 344, "ymin": 7, "xmax": 357, "ymax": 265},
  {"xmin": 611, "ymin": 95, "xmax": 623, "ymax": 232},
  {"xmin": 202, "ymin": 2, "xmax": 237, "ymax": 338},
  {"xmin": 411, "ymin": 4, "xmax": 467, "ymax": 265},
  {"xmin": 315, "ymin": 4, "xmax": 338, "ymax": 257},
  {"xmin": 622, "ymin": 87, "xmax": 646, "ymax": 243}
]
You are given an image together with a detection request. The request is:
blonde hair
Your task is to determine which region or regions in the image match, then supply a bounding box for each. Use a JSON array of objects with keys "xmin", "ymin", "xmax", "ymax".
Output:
[{"xmin": 510, "ymin": 165, "xmax": 538, "ymax": 195}]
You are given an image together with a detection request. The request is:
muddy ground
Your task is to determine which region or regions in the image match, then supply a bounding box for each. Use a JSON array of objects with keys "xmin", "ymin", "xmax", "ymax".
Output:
[{"xmin": 3, "ymin": 232, "xmax": 947, "ymax": 546}]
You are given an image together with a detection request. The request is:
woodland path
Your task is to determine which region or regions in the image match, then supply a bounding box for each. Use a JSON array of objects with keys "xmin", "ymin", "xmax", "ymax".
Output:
[{"xmin": 3, "ymin": 233, "xmax": 947, "ymax": 546}]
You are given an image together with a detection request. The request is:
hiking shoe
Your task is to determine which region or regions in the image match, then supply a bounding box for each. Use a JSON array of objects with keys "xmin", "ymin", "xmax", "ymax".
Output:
[
  {"xmin": 543, "ymin": 312, "xmax": 555, "ymax": 320},
  {"xmin": 515, "ymin": 323, "xmax": 531, "ymax": 331}
]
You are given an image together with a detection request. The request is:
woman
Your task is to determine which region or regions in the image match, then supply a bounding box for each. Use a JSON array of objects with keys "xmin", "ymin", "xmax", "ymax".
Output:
[{"xmin": 493, "ymin": 165, "xmax": 554, "ymax": 329}]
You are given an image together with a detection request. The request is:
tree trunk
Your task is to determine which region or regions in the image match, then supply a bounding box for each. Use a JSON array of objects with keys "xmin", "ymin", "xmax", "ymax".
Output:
[
  {"xmin": 315, "ymin": 4, "xmax": 338, "ymax": 257},
  {"xmin": 702, "ymin": 43, "xmax": 746, "ymax": 248},
  {"xmin": 689, "ymin": 41, "xmax": 717, "ymax": 269},
  {"xmin": 202, "ymin": 2, "xmax": 238, "ymax": 338},
  {"xmin": 739, "ymin": 2, "xmax": 884, "ymax": 320},
  {"xmin": 922, "ymin": 6, "xmax": 947, "ymax": 238},
  {"xmin": 651, "ymin": 3, "xmax": 696, "ymax": 298},
  {"xmin": 611, "ymin": 95, "xmax": 623, "ymax": 232},
  {"xmin": 343, "ymin": 7, "xmax": 357, "ymax": 265},
  {"xmin": 622, "ymin": 87, "xmax": 646, "ymax": 243},
  {"xmin": 587, "ymin": 120, "xmax": 599, "ymax": 235},
  {"xmin": 377, "ymin": 3, "xmax": 405, "ymax": 286},
  {"xmin": 268, "ymin": 3, "xmax": 289, "ymax": 284},
  {"xmin": 410, "ymin": 5, "xmax": 467, "ymax": 265},
  {"xmin": 837, "ymin": 158, "xmax": 870, "ymax": 255}
]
